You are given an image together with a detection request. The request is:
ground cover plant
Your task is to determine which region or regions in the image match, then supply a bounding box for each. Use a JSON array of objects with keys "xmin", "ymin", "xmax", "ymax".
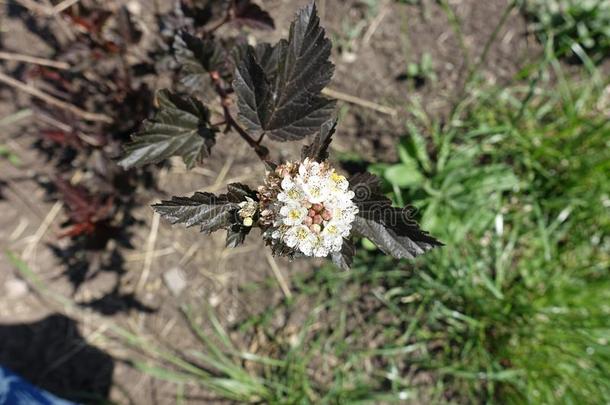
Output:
[{"xmin": 523, "ymin": 0, "xmax": 610, "ymax": 63}]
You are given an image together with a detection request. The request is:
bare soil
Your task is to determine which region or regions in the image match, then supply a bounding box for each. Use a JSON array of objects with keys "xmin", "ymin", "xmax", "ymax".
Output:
[{"xmin": 0, "ymin": 0, "xmax": 541, "ymax": 403}]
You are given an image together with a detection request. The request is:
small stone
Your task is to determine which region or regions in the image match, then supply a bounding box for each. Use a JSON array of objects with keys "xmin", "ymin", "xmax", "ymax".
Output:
[
  {"xmin": 5, "ymin": 278, "xmax": 28, "ymax": 299},
  {"xmin": 342, "ymin": 51, "xmax": 357, "ymax": 64},
  {"xmin": 163, "ymin": 267, "xmax": 187, "ymax": 297}
]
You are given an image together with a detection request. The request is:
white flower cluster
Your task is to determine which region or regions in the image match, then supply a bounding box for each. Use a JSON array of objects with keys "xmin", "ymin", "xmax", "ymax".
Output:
[{"xmin": 271, "ymin": 159, "xmax": 358, "ymax": 257}]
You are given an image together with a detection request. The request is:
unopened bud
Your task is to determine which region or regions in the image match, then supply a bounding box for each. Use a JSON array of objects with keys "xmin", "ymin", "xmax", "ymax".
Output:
[
  {"xmin": 321, "ymin": 210, "xmax": 332, "ymax": 221},
  {"xmin": 310, "ymin": 224, "xmax": 322, "ymax": 234},
  {"xmin": 313, "ymin": 215, "xmax": 323, "ymax": 225},
  {"xmin": 303, "ymin": 216, "xmax": 313, "ymax": 226}
]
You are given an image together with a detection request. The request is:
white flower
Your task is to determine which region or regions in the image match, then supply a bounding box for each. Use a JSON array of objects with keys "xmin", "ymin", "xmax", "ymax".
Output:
[
  {"xmin": 301, "ymin": 175, "xmax": 328, "ymax": 204},
  {"xmin": 269, "ymin": 159, "xmax": 358, "ymax": 257},
  {"xmin": 279, "ymin": 205, "xmax": 308, "ymax": 226},
  {"xmin": 278, "ymin": 178, "xmax": 304, "ymax": 203}
]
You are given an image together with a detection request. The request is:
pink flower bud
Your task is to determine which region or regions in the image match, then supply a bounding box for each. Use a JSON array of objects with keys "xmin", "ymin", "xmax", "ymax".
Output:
[
  {"xmin": 312, "ymin": 203, "xmax": 324, "ymax": 212},
  {"xmin": 313, "ymin": 215, "xmax": 323, "ymax": 225},
  {"xmin": 310, "ymin": 224, "xmax": 322, "ymax": 233},
  {"xmin": 303, "ymin": 217, "xmax": 313, "ymax": 226},
  {"xmin": 322, "ymin": 210, "xmax": 332, "ymax": 221},
  {"xmin": 308, "ymin": 209, "xmax": 317, "ymax": 217}
]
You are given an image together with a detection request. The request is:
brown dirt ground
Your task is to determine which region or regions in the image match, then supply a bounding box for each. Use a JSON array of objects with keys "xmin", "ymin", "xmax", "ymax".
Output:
[{"xmin": 0, "ymin": 0, "xmax": 541, "ymax": 403}]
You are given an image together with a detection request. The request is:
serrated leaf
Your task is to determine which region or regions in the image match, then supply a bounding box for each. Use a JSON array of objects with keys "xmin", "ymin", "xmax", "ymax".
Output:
[
  {"xmin": 253, "ymin": 42, "xmax": 284, "ymax": 77},
  {"xmin": 226, "ymin": 223, "xmax": 251, "ymax": 248},
  {"xmin": 152, "ymin": 192, "xmax": 239, "ymax": 234},
  {"xmin": 331, "ymin": 239, "xmax": 355, "ymax": 270},
  {"xmin": 174, "ymin": 32, "xmax": 230, "ymax": 89},
  {"xmin": 226, "ymin": 183, "xmax": 257, "ymax": 203},
  {"xmin": 269, "ymin": 240, "xmax": 302, "ymax": 259},
  {"xmin": 182, "ymin": 0, "xmax": 230, "ymax": 27},
  {"xmin": 349, "ymin": 172, "xmax": 442, "ymax": 259},
  {"xmin": 301, "ymin": 118, "xmax": 337, "ymax": 162},
  {"xmin": 233, "ymin": 2, "xmax": 336, "ymax": 141},
  {"xmin": 232, "ymin": 0, "xmax": 275, "ymax": 30},
  {"xmin": 119, "ymin": 90, "xmax": 216, "ymax": 169}
]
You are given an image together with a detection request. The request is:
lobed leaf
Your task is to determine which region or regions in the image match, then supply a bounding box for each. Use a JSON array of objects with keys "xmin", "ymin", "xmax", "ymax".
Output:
[
  {"xmin": 173, "ymin": 32, "xmax": 231, "ymax": 89},
  {"xmin": 233, "ymin": 2, "xmax": 336, "ymax": 141},
  {"xmin": 331, "ymin": 239, "xmax": 355, "ymax": 270},
  {"xmin": 349, "ymin": 172, "xmax": 442, "ymax": 259},
  {"xmin": 301, "ymin": 117, "xmax": 337, "ymax": 162},
  {"xmin": 181, "ymin": 0, "xmax": 230, "ymax": 27},
  {"xmin": 119, "ymin": 90, "xmax": 216, "ymax": 169},
  {"xmin": 153, "ymin": 183, "xmax": 257, "ymax": 245},
  {"xmin": 152, "ymin": 192, "xmax": 238, "ymax": 234},
  {"xmin": 232, "ymin": 0, "xmax": 275, "ymax": 30},
  {"xmin": 226, "ymin": 182, "xmax": 258, "ymax": 202},
  {"xmin": 225, "ymin": 223, "xmax": 252, "ymax": 248}
]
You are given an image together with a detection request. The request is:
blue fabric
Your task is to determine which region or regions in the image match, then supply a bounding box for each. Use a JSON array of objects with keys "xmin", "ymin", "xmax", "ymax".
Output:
[{"xmin": 0, "ymin": 367, "xmax": 77, "ymax": 405}]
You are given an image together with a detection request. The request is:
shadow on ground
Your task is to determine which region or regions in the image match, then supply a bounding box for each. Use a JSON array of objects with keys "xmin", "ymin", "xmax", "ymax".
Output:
[{"xmin": 0, "ymin": 314, "xmax": 113, "ymax": 403}]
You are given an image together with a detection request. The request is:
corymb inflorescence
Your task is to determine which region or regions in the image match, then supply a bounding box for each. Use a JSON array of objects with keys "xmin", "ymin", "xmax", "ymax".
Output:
[{"xmin": 258, "ymin": 158, "xmax": 358, "ymax": 257}]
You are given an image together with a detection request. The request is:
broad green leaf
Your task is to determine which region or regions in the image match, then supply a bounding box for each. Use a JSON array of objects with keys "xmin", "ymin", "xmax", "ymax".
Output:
[
  {"xmin": 120, "ymin": 90, "xmax": 216, "ymax": 169},
  {"xmin": 233, "ymin": 3, "xmax": 336, "ymax": 141},
  {"xmin": 383, "ymin": 163, "xmax": 423, "ymax": 188},
  {"xmin": 361, "ymin": 238, "xmax": 377, "ymax": 251}
]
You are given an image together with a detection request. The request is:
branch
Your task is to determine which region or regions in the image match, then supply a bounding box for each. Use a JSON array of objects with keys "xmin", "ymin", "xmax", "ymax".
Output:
[
  {"xmin": 0, "ymin": 51, "xmax": 70, "ymax": 70},
  {"xmin": 204, "ymin": 14, "xmax": 231, "ymax": 35},
  {"xmin": 0, "ymin": 71, "xmax": 113, "ymax": 123},
  {"xmin": 322, "ymin": 88, "xmax": 397, "ymax": 117}
]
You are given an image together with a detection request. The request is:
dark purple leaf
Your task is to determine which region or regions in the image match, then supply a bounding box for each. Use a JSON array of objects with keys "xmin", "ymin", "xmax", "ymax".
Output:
[
  {"xmin": 349, "ymin": 173, "xmax": 442, "ymax": 259},
  {"xmin": 119, "ymin": 90, "xmax": 216, "ymax": 169},
  {"xmin": 302, "ymin": 117, "xmax": 337, "ymax": 162},
  {"xmin": 233, "ymin": 2, "xmax": 335, "ymax": 141},
  {"xmin": 232, "ymin": 0, "xmax": 275, "ymax": 30}
]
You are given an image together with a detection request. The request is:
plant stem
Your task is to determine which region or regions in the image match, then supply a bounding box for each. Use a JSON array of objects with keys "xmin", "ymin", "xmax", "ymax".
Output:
[
  {"xmin": 0, "ymin": 70, "xmax": 113, "ymax": 123},
  {"xmin": 205, "ymin": 14, "xmax": 231, "ymax": 35}
]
